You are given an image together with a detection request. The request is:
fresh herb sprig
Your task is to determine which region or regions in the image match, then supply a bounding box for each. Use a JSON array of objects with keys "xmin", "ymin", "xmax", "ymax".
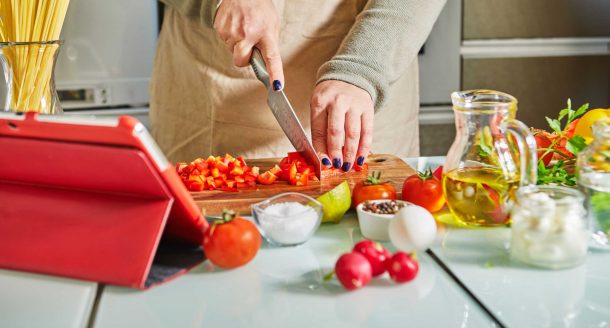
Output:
[
  {"xmin": 540, "ymin": 99, "xmax": 588, "ymax": 161},
  {"xmin": 536, "ymin": 99, "xmax": 589, "ymax": 186},
  {"xmin": 537, "ymin": 161, "xmax": 577, "ymax": 186}
]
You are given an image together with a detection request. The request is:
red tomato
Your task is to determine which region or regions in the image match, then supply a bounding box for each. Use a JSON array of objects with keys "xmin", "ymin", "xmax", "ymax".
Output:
[
  {"xmin": 352, "ymin": 240, "xmax": 391, "ymax": 277},
  {"xmin": 533, "ymin": 130, "xmax": 553, "ymax": 167},
  {"xmin": 564, "ymin": 118, "xmax": 580, "ymax": 139},
  {"xmin": 203, "ymin": 211, "xmax": 261, "ymax": 269},
  {"xmin": 386, "ymin": 252, "xmax": 419, "ymax": 283},
  {"xmin": 432, "ymin": 165, "xmax": 443, "ymax": 180},
  {"xmin": 352, "ymin": 172, "xmax": 397, "ymax": 208},
  {"xmin": 401, "ymin": 171, "xmax": 445, "ymax": 213}
]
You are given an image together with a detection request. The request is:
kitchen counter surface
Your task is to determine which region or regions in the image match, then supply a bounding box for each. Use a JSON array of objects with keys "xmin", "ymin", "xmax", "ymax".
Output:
[
  {"xmin": 0, "ymin": 269, "xmax": 97, "ymax": 328},
  {"xmin": 431, "ymin": 228, "xmax": 610, "ymax": 327},
  {"xmin": 93, "ymin": 214, "xmax": 496, "ymax": 328},
  {"xmin": 2, "ymin": 156, "xmax": 608, "ymax": 327}
]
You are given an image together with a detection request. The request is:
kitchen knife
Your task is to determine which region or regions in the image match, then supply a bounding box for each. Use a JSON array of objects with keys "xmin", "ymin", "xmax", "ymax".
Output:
[{"xmin": 250, "ymin": 48, "xmax": 322, "ymax": 179}]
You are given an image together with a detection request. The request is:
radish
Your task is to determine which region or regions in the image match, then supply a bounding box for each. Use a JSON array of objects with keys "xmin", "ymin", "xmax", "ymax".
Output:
[
  {"xmin": 334, "ymin": 252, "xmax": 372, "ymax": 290},
  {"xmin": 352, "ymin": 240, "xmax": 391, "ymax": 277},
  {"xmin": 386, "ymin": 252, "xmax": 419, "ymax": 283}
]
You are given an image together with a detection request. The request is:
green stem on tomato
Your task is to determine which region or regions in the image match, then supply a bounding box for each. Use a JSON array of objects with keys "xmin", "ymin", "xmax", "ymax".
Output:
[
  {"xmin": 537, "ymin": 147, "xmax": 572, "ymax": 160},
  {"xmin": 537, "ymin": 133, "xmax": 572, "ymax": 166}
]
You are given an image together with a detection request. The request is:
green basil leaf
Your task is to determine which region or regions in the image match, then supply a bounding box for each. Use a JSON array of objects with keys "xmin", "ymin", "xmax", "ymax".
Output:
[
  {"xmin": 567, "ymin": 135, "xmax": 587, "ymax": 155},
  {"xmin": 573, "ymin": 103, "xmax": 590, "ymax": 120},
  {"xmin": 546, "ymin": 117, "xmax": 562, "ymax": 134},
  {"xmin": 558, "ymin": 108, "xmax": 570, "ymax": 121}
]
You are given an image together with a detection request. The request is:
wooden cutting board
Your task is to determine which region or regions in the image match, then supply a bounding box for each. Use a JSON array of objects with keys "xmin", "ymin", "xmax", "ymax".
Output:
[{"xmin": 191, "ymin": 154, "xmax": 415, "ymax": 216}]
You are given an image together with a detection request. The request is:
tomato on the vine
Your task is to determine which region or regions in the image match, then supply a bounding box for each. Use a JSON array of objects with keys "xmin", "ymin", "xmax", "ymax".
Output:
[
  {"xmin": 352, "ymin": 172, "xmax": 397, "ymax": 208},
  {"xmin": 401, "ymin": 170, "xmax": 445, "ymax": 213},
  {"xmin": 533, "ymin": 130, "xmax": 553, "ymax": 167},
  {"xmin": 203, "ymin": 210, "xmax": 261, "ymax": 269}
]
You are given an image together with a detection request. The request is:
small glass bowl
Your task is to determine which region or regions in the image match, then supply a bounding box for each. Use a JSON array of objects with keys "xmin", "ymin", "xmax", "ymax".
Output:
[{"xmin": 251, "ymin": 192, "xmax": 323, "ymax": 247}]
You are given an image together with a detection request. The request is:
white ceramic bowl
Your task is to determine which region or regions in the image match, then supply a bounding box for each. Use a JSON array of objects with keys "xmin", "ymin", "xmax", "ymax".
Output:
[{"xmin": 356, "ymin": 200, "xmax": 412, "ymax": 241}]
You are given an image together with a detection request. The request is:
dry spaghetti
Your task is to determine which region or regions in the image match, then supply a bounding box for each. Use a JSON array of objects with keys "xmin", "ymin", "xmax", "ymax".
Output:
[{"xmin": 0, "ymin": 0, "xmax": 70, "ymax": 113}]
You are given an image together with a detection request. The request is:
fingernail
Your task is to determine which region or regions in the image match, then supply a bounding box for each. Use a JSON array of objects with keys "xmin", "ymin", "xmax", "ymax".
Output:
[
  {"xmin": 332, "ymin": 158, "xmax": 341, "ymax": 169},
  {"xmin": 342, "ymin": 162, "xmax": 351, "ymax": 172},
  {"xmin": 273, "ymin": 80, "xmax": 282, "ymax": 91},
  {"xmin": 357, "ymin": 156, "xmax": 365, "ymax": 166},
  {"xmin": 321, "ymin": 158, "xmax": 331, "ymax": 166}
]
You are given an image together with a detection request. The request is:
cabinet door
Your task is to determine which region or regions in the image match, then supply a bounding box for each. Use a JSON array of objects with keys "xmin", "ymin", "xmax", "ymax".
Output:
[
  {"xmin": 464, "ymin": 0, "xmax": 610, "ymax": 39},
  {"xmin": 462, "ymin": 56, "xmax": 610, "ymax": 128}
]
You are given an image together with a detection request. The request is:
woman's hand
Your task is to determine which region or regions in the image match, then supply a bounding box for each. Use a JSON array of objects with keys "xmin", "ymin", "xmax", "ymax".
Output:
[
  {"xmin": 214, "ymin": 0, "xmax": 284, "ymax": 90},
  {"xmin": 310, "ymin": 80, "xmax": 374, "ymax": 171}
]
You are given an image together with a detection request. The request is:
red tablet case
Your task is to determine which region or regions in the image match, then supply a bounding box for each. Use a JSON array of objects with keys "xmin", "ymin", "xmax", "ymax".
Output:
[{"xmin": 0, "ymin": 113, "xmax": 208, "ymax": 288}]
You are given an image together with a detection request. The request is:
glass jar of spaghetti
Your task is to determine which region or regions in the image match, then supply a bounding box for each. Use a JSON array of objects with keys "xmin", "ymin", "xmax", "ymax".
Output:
[{"xmin": 0, "ymin": 40, "xmax": 63, "ymax": 114}]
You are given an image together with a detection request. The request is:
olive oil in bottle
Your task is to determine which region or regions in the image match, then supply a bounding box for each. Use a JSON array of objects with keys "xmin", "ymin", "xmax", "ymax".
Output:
[{"xmin": 443, "ymin": 167, "xmax": 519, "ymax": 226}]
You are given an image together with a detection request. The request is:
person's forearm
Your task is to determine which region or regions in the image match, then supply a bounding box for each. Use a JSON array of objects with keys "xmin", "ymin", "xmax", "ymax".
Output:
[
  {"xmin": 159, "ymin": 0, "xmax": 220, "ymax": 27},
  {"xmin": 316, "ymin": 0, "xmax": 446, "ymax": 111}
]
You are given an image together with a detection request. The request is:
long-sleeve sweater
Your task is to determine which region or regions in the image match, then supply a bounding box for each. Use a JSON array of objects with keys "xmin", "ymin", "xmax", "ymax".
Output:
[{"xmin": 158, "ymin": 0, "xmax": 446, "ymax": 111}]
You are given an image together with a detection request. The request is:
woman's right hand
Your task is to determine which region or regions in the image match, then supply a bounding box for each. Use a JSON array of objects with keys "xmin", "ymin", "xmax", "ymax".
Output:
[{"xmin": 214, "ymin": 0, "xmax": 284, "ymax": 90}]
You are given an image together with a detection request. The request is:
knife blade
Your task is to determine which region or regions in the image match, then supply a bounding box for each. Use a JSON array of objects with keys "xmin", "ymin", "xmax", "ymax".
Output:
[{"xmin": 250, "ymin": 48, "xmax": 322, "ymax": 179}]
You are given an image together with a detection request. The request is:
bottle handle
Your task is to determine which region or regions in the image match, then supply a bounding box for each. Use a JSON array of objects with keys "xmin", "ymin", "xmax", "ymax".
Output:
[{"xmin": 501, "ymin": 119, "xmax": 538, "ymax": 186}]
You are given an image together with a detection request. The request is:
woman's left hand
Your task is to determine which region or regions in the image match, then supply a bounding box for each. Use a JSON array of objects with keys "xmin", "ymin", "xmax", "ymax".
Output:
[{"xmin": 310, "ymin": 80, "xmax": 374, "ymax": 172}]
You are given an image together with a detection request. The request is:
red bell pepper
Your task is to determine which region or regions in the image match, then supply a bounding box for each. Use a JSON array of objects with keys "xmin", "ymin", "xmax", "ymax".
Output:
[{"xmin": 257, "ymin": 171, "xmax": 278, "ymax": 185}]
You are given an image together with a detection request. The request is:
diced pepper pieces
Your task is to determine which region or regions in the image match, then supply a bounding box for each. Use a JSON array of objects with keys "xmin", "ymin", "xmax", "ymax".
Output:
[
  {"xmin": 244, "ymin": 172, "xmax": 257, "ymax": 182},
  {"xmin": 257, "ymin": 171, "xmax": 278, "ymax": 185},
  {"xmin": 188, "ymin": 181, "xmax": 205, "ymax": 191},
  {"xmin": 230, "ymin": 165, "xmax": 244, "ymax": 176},
  {"xmin": 294, "ymin": 173, "xmax": 308, "ymax": 186},
  {"xmin": 215, "ymin": 161, "xmax": 229, "ymax": 173},
  {"xmin": 288, "ymin": 163, "xmax": 298, "ymax": 184},
  {"xmin": 176, "ymin": 162, "xmax": 188, "ymax": 174},
  {"xmin": 206, "ymin": 176, "xmax": 216, "ymax": 189}
]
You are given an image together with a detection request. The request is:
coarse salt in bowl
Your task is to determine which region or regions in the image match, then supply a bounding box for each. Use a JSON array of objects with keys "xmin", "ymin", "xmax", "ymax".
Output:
[{"xmin": 251, "ymin": 192, "xmax": 323, "ymax": 247}]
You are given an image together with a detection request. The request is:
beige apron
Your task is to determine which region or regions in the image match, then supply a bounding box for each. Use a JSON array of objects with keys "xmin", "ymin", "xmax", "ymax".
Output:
[{"xmin": 150, "ymin": 1, "xmax": 420, "ymax": 163}]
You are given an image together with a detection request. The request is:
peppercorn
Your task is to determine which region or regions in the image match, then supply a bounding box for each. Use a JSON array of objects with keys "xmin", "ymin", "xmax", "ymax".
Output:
[{"xmin": 362, "ymin": 200, "xmax": 405, "ymax": 215}]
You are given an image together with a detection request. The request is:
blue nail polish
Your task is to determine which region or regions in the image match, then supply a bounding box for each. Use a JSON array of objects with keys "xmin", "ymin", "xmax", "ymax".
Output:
[
  {"xmin": 322, "ymin": 158, "xmax": 331, "ymax": 166},
  {"xmin": 273, "ymin": 80, "xmax": 282, "ymax": 91},
  {"xmin": 332, "ymin": 158, "xmax": 341, "ymax": 169},
  {"xmin": 342, "ymin": 162, "xmax": 351, "ymax": 172},
  {"xmin": 357, "ymin": 156, "xmax": 365, "ymax": 166}
]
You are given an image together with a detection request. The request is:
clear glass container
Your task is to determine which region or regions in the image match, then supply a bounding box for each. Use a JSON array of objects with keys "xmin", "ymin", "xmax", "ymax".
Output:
[
  {"xmin": 251, "ymin": 192, "xmax": 323, "ymax": 247},
  {"xmin": 511, "ymin": 185, "xmax": 587, "ymax": 270},
  {"xmin": 0, "ymin": 41, "xmax": 63, "ymax": 114},
  {"xmin": 577, "ymin": 118, "xmax": 610, "ymax": 249},
  {"xmin": 443, "ymin": 90, "xmax": 538, "ymax": 227}
]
